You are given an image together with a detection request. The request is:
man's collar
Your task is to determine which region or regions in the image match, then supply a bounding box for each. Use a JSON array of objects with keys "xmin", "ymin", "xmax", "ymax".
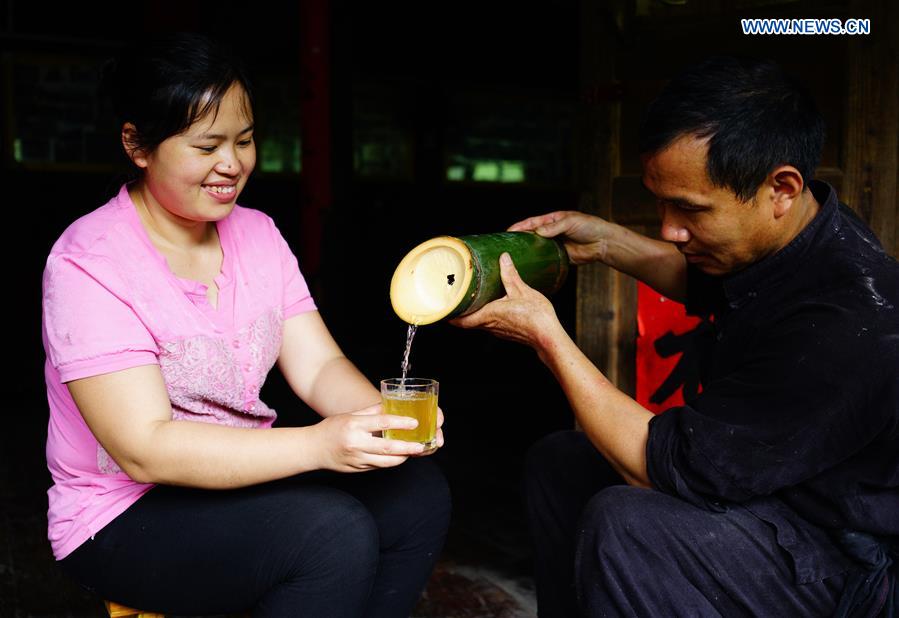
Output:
[{"xmin": 721, "ymin": 180, "xmax": 840, "ymax": 305}]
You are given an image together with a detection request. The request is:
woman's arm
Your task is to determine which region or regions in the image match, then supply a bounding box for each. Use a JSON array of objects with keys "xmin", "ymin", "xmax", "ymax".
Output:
[
  {"xmin": 276, "ymin": 311, "xmax": 380, "ymax": 417},
  {"xmin": 67, "ymin": 364, "xmax": 425, "ymax": 488},
  {"xmin": 276, "ymin": 310, "xmax": 445, "ymax": 450}
]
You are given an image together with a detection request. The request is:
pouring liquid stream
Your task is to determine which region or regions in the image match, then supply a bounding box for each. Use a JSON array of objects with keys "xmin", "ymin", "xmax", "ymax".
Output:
[{"xmin": 400, "ymin": 324, "xmax": 418, "ymax": 383}]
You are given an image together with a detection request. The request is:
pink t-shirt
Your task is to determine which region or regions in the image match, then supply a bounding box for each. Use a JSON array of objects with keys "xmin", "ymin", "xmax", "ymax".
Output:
[{"xmin": 42, "ymin": 184, "xmax": 317, "ymax": 560}]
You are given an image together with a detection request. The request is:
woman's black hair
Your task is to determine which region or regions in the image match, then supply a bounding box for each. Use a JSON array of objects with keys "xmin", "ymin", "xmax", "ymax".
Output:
[
  {"xmin": 100, "ymin": 32, "xmax": 255, "ymax": 161},
  {"xmin": 638, "ymin": 56, "xmax": 825, "ymax": 202}
]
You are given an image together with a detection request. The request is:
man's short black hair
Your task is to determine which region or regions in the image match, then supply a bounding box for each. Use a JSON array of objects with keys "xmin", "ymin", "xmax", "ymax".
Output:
[{"xmin": 638, "ymin": 56, "xmax": 825, "ymax": 202}]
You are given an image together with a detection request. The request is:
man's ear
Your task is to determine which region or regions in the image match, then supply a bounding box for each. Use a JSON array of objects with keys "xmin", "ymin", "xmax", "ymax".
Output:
[
  {"xmin": 121, "ymin": 123, "xmax": 149, "ymax": 169},
  {"xmin": 768, "ymin": 166, "xmax": 804, "ymax": 218}
]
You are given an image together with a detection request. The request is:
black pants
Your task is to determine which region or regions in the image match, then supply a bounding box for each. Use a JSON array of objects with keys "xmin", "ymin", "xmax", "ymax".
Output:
[
  {"xmin": 60, "ymin": 458, "xmax": 450, "ymax": 617},
  {"xmin": 524, "ymin": 431, "xmax": 850, "ymax": 617}
]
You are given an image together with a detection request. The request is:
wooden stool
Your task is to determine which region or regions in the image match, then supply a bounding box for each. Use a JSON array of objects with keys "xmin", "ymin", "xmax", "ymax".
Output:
[{"xmin": 105, "ymin": 600, "xmax": 164, "ymax": 618}]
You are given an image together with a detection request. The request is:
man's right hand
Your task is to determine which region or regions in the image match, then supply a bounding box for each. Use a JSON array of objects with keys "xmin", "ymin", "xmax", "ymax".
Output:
[
  {"xmin": 510, "ymin": 209, "xmax": 689, "ymax": 305},
  {"xmin": 508, "ymin": 211, "xmax": 612, "ymax": 266}
]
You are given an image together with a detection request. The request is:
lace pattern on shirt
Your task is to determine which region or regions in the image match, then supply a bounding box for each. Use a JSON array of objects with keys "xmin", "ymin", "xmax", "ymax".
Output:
[{"xmin": 96, "ymin": 308, "xmax": 284, "ymax": 475}]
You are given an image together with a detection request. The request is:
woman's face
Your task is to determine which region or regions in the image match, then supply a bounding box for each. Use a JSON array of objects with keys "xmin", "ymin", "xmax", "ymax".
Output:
[{"xmin": 134, "ymin": 83, "xmax": 256, "ymax": 223}]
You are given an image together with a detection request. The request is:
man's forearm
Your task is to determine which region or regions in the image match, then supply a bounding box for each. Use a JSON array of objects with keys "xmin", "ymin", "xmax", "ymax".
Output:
[
  {"xmin": 601, "ymin": 223, "xmax": 687, "ymax": 302},
  {"xmin": 538, "ymin": 324, "xmax": 654, "ymax": 488}
]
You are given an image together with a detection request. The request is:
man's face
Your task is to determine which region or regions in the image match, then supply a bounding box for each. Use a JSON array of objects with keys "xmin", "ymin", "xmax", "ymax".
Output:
[{"xmin": 641, "ymin": 135, "xmax": 780, "ymax": 276}]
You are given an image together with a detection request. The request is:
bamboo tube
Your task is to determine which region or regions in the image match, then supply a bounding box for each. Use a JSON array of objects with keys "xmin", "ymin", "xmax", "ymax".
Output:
[{"xmin": 390, "ymin": 232, "xmax": 569, "ymax": 325}]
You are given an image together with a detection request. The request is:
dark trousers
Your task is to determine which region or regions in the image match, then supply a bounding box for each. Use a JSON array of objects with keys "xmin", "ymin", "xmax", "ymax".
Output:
[
  {"xmin": 60, "ymin": 458, "xmax": 450, "ymax": 618},
  {"xmin": 524, "ymin": 431, "xmax": 848, "ymax": 617}
]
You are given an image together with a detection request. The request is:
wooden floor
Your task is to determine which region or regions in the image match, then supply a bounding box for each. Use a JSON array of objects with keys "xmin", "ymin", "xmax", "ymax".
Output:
[
  {"xmin": 1, "ymin": 389, "xmax": 536, "ymax": 618},
  {"xmin": 414, "ymin": 561, "xmax": 536, "ymax": 618}
]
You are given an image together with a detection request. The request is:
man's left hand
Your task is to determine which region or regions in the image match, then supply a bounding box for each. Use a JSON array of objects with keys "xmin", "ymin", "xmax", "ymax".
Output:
[{"xmin": 450, "ymin": 253, "xmax": 564, "ymax": 357}]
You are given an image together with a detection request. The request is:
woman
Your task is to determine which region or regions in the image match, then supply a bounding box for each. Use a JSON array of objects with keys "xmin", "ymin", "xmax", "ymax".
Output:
[{"xmin": 42, "ymin": 33, "xmax": 449, "ymax": 617}]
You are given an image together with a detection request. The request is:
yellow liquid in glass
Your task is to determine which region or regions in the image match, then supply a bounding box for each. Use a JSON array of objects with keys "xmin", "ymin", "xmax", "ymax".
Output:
[{"xmin": 383, "ymin": 392, "xmax": 437, "ymax": 446}]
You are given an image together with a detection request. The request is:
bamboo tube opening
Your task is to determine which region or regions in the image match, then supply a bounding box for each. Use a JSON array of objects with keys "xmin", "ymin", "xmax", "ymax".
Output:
[{"xmin": 390, "ymin": 236, "xmax": 475, "ymax": 325}]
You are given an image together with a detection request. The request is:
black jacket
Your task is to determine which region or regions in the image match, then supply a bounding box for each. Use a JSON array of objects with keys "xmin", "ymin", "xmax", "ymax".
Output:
[{"xmin": 647, "ymin": 181, "xmax": 899, "ymax": 596}]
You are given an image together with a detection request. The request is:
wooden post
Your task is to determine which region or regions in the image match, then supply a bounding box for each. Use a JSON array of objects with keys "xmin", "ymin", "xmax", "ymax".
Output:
[
  {"xmin": 575, "ymin": 2, "xmax": 622, "ymax": 385},
  {"xmin": 843, "ymin": 0, "xmax": 898, "ymax": 257},
  {"xmin": 299, "ymin": 0, "xmax": 332, "ymax": 276}
]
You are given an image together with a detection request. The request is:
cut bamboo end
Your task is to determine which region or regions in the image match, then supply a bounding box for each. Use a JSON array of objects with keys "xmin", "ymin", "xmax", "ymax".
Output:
[{"xmin": 390, "ymin": 236, "xmax": 475, "ymax": 325}]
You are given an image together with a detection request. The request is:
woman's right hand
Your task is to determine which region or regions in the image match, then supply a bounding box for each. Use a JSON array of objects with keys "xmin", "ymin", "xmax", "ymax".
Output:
[
  {"xmin": 508, "ymin": 210, "xmax": 613, "ymax": 266},
  {"xmin": 312, "ymin": 404, "xmax": 426, "ymax": 472}
]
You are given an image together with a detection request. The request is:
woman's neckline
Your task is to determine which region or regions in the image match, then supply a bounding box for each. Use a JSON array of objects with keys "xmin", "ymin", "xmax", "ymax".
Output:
[{"xmin": 122, "ymin": 183, "xmax": 233, "ymax": 295}]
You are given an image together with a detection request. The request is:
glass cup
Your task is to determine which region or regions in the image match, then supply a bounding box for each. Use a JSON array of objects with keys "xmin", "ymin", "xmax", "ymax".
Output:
[{"xmin": 380, "ymin": 378, "xmax": 439, "ymax": 450}]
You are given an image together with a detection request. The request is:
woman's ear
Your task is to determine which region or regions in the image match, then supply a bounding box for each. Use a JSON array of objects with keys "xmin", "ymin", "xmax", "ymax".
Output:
[{"xmin": 121, "ymin": 123, "xmax": 149, "ymax": 168}]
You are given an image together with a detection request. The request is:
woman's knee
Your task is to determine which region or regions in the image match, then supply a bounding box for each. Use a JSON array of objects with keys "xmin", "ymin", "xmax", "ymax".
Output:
[
  {"xmin": 253, "ymin": 493, "xmax": 380, "ymax": 615},
  {"xmin": 388, "ymin": 459, "xmax": 452, "ymax": 540},
  {"xmin": 268, "ymin": 487, "xmax": 379, "ymax": 582},
  {"xmin": 415, "ymin": 458, "xmax": 452, "ymax": 518}
]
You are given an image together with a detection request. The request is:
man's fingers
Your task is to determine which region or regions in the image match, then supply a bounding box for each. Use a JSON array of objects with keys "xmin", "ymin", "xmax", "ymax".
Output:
[
  {"xmin": 450, "ymin": 254, "xmax": 526, "ymax": 327},
  {"xmin": 499, "ymin": 253, "xmax": 526, "ymax": 296},
  {"xmin": 508, "ymin": 212, "xmax": 566, "ymax": 234},
  {"xmin": 449, "ymin": 311, "xmax": 490, "ymax": 329},
  {"xmin": 508, "ymin": 212, "xmax": 559, "ymax": 232},
  {"xmin": 507, "ymin": 216, "xmax": 541, "ymax": 232},
  {"xmin": 449, "ymin": 254, "xmax": 529, "ymax": 329},
  {"xmin": 533, "ymin": 216, "xmax": 574, "ymax": 239}
]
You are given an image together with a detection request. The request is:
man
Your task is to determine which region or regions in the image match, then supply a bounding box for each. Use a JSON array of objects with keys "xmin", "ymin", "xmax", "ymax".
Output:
[{"xmin": 454, "ymin": 56, "xmax": 898, "ymax": 616}]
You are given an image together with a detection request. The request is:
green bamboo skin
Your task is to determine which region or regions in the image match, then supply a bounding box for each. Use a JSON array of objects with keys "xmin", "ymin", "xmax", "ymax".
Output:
[
  {"xmin": 447, "ymin": 232, "xmax": 569, "ymax": 319},
  {"xmin": 390, "ymin": 231, "xmax": 569, "ymax": 325}
]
